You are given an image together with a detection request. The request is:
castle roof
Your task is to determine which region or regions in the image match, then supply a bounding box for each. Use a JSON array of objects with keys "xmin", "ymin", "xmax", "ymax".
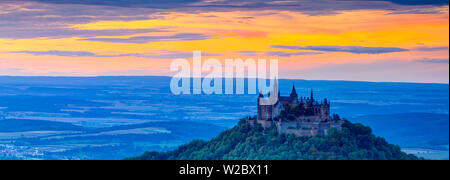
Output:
[{"xmin": 291, "ymin": 84, "xmax": 298, "ymax": 96}]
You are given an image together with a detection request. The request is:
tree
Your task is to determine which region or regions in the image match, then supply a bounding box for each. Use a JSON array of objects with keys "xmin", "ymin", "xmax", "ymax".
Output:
[{"xmin": 129, "ymin": 118, "xmax": 420, "ymax": 160}]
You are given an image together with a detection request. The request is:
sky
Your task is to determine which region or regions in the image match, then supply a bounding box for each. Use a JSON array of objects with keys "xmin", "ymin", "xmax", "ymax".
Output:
[{"xmin": 0, "ymin": 0, "xmax": 448, "ymax": 83}]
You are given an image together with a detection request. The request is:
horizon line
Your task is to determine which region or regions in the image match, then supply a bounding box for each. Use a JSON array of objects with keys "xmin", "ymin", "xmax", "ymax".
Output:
[{"xmin": 0, "ymin": 75, "xmax": 448, "ymax": 85}]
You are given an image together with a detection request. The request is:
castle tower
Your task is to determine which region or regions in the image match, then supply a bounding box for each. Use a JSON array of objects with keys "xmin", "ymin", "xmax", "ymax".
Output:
[
  {"xmin": 257, "ymin": 90, "xmax": 262, "ymax": 120},
  {"xmin": 268, "ymin": 77, "xmax": 279, "ymax": 103},
  {"xmin": 257, "ymin": 78, "xmax": 279, "ymax": 121}
]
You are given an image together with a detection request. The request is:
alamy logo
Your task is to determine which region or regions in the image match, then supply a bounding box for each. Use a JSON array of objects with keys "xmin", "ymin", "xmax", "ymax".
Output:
[{"xmin": 170, "ymin": 51, "xmax": 279, "ymax": 105}]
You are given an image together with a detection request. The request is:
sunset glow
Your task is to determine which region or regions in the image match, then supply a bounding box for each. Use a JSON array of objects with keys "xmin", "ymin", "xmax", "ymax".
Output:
[{"xmin": 0, "ymin": 1, "xmax": 448, "ymax": 83}]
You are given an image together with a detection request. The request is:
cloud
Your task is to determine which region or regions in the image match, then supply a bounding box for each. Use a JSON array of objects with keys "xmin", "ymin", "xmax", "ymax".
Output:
[
  {"xmin": 11, "ymin": 50, "xmax": 221, "ymax": 59},
  {"xmin": 266, "ymin": 51, "xmax": 323, "ymax": 57},
  {"xmin": 1, "ymin": 0, "xmax": 447, "ymax": 39},
  {"xmin": 81, "ymin": 33, "xmax": 212, "ymax": 44},
  {"xmin": 134, "ymin": 51, "xmax": 222, "ymax": 59},
  {"xmin": 14, "ymin": 0, "xmax": 450, "ymax": 16},
  {"xmin": 19, "ymin": 0, "xmax": 201, "ymax": 8},
  {"xmin": 388, "ymin": 8, "xmax": 447, "ymax": 14},
  {"xmin": 416, "ymin": 58, "xmax": 449, "ymax": 64},
  {"xmin": 413, "ymin": 46, "xmax": 449, "ymax": 51},
  {"xmin": 0, "ymin": 28, "xmax": 166, "ymax": 39},
  {"xmin": 376, "ymin": 0, "xmax": 449, "ymax": 6},
  {"xmin": 271, "ymin": 45, "xmax": 409, "ymax": 54},
  {"xmin": 12, "ymin": 50, "xmax": 128, "ymax": 57},
  {"xmin": 235, "ymin": 50, "xmax": 323, "ymax": 57},
  {"xmin": 20, "ymin": 0, "xmax": 449, "ymax": 8},
  {"xmin": 0, "ymin": 1, "xmax": 163, "ymax": 39},
  {"xmin": 193, "ymin": 0, "xmax": 449, "ymax": 16}
]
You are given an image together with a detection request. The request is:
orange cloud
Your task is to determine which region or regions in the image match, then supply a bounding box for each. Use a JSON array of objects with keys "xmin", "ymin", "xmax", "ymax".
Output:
[{"xmin": 1, "ymin": 8, "xmax": 448, "ymax": 83}]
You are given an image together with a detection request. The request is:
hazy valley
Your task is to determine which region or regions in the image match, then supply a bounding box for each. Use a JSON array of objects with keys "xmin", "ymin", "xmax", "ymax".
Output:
[{"xmin": 0, "ymin": 76, "xmax": 448, "ymax": 159}]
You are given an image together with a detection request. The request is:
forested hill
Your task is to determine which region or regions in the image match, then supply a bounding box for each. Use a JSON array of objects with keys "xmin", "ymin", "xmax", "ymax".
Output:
[{"xmin": 129, "ymin": 118, "xmax": 420, "ymax": 160}]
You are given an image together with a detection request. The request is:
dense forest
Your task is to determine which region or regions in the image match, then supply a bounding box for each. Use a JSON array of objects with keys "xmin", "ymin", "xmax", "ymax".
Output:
[{"xmin": 130, "ymin": 115, "xmax": 420, "ymax": 160}]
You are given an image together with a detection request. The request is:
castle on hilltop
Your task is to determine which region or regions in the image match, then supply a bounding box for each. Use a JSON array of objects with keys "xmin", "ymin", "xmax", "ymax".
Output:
[{"xmin": 249, "ymin": 80, "xmax": 343, "ymax": 136}]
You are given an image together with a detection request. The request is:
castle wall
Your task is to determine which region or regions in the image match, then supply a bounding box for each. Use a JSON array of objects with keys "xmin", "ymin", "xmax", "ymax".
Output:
[
  {"xmin": 295, "ymin": 115, "xmax": 323, "ymax": 123},
  {"xmin": 276, "ymin": 120, "xmax": 332, "ymax": 136}
]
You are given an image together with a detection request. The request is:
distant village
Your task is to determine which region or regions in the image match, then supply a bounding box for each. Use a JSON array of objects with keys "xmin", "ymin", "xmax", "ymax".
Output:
[{"xmin": 0, "ymin": 144, "xmax": 43, "ymax": 160}]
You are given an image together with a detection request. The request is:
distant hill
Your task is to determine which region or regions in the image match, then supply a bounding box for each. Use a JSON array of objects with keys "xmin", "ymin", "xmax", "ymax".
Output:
[
  {"xmin": 352, "ymin": 113, "xmax": 449, "ymax": 150},
  {"xmin": 0, "ymin": 119, "xmax": 226, "ymax": 160},
  {"xmin": 129, "ymin": 119, "xmax": 420, "ymax": 160},
  {"xmin": 0, "ymin": 119, "xmax": 85, "ymax": 132}
]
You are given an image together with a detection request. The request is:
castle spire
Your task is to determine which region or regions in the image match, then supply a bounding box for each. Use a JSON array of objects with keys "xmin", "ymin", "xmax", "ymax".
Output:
[
  {"xmin": 291, "ymin": 83, "xmax": 297, "ymax": 96},
  {"xmin": 311, "ymin": 89, "xmax": 314, "ymax": 102}
]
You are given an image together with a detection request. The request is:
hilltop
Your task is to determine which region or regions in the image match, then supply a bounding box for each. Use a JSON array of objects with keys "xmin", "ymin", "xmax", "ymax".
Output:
[{"xmin": 130, "ymin": 116, "xmax": 420, "ymax": 160}]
